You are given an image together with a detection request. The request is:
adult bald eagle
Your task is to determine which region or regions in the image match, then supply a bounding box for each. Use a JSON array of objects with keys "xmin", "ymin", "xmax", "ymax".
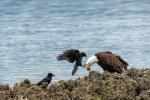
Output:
[
  {"xmin": 57, "ymin": 49, "xmax": 87, "ymax": 75},
  {"xmin": 84, "ymin": 51, "xmax": 128, "ymax": 73}
]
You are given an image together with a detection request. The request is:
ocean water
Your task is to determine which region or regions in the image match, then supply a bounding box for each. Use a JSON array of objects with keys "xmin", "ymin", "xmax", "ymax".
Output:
[{"xmin": 0, "ymin": 0, "xmax": 150, "ymax": 85}]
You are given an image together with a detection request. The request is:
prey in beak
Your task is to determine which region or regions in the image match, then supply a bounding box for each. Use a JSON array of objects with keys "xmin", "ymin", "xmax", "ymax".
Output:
[{"xmin": 84, "ymin": 63, "xmax": 91, "ymax": 71}]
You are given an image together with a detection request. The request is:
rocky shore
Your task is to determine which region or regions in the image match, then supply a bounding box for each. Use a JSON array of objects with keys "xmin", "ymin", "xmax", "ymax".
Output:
[{"xmin": 0, "ymin": 68, "xmax": 150, "ymax": 100}]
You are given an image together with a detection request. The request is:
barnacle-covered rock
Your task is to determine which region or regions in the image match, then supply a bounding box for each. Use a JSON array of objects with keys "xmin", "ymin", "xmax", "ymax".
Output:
[{"xmin": 0, "ymin": 68, "xmax": 149, "ymax": 100}]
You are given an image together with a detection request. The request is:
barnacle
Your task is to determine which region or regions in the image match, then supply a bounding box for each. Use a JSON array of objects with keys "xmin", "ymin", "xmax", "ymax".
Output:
[{"xmin": 0, "ymin": 68, "xmax": 149, "ymax": 100}]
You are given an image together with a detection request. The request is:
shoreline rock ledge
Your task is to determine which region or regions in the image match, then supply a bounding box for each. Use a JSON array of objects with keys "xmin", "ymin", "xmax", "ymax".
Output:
[{"xmin": 0, "ymin": 68, "xmax": 150, "ymax": 100}]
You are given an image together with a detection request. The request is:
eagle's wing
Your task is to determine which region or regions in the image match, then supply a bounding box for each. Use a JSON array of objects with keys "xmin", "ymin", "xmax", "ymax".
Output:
[
  {"xmin": 105, "ymin": 52, "xmax": 128, "ymax": 70},
  {"xmin": 96, "ymin": 52, "xmax": 128, "ymax": 73},
  {"xmin": 57, "ymin": 49, "xmax": 79, "ymax": 63},
  {"xmin": 115, "ymin": 55, "xmax": 128, "ymax": 70},
  {"xmin": 105, "ymin": 51, "xmax": 113, "ymax": 54}
]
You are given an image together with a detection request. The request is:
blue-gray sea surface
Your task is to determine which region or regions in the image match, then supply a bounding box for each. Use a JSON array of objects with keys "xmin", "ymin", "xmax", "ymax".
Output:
[{"xmin": 0, "ymin": 0, "xmax": 150, "ymax": 85}]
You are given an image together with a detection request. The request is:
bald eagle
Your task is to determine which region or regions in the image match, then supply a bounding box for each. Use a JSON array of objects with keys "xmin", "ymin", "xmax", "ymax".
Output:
[
  {"xmin": 84, "ymin": 51, "xmax": 128, "ymax": 73},
  {"xmin": 57, "ymin": 49, "xmax": 87, "ymax": 75}
]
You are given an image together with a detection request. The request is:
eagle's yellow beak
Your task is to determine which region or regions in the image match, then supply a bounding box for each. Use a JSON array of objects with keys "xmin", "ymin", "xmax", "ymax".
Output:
[{"xmin": 84, "ymin": 63, "xmax": 91, "ymax": 71}]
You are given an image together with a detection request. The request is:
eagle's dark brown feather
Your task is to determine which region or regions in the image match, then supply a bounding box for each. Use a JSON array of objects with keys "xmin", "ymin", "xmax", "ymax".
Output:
[
  {"xmin": 95, "ymin": 51, "xmax": 128, "ymax": 73},
  {"xmin": 115, "ymin": 55, "xmax": 128, "ymax": 70}
]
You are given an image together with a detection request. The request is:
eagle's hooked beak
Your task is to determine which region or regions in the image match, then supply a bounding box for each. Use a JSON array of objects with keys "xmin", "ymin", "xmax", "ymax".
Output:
[{"xmin": 84, "ymin": 63, "xmax": 91, "ymax": 71}]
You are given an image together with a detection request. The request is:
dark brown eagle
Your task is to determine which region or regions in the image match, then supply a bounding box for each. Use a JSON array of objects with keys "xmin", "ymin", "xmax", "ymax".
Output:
[
  {"xmin": 84, "ymin": 51, "xmax": 128, "ymax": 73},
  {"xmin": 57, "ymin": 49, "xmax": 87, "ymax": 75}
]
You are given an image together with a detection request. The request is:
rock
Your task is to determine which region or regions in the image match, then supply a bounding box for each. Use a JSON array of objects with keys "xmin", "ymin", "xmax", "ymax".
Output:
[{"xmin": 0, "ymin": 68, "xmax": 150, "ymax": 100}]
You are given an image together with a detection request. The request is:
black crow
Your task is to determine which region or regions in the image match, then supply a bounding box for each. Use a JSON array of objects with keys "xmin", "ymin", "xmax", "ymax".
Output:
[
  {"xmin": 57, "ymin": 49, "xmax": 87, "ymax": 75},
  {"xmin": 37, "ymin": 73, "xmax": 54, "ymax": 85}
]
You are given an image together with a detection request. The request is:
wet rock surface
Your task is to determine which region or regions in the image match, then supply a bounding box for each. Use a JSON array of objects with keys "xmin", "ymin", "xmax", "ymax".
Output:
[{"xmin": 0, "ymin": 68, "xmax": 150, "ymax": 100}]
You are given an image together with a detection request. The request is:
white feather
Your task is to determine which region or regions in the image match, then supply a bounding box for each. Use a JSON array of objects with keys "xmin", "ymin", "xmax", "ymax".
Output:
[{"xmin": 86, "ymin": 55, "xmax": 98, "ymax": 65}]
